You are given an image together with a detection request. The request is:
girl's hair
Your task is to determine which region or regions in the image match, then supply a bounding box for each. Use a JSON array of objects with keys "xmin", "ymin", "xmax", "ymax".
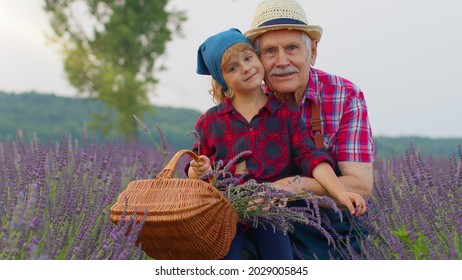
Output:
[{"xmin": 209, "ymin": 42, "xmax": 256, "ymax": 104}]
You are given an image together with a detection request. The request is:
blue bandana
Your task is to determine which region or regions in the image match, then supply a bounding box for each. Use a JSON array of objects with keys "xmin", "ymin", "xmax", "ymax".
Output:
[{"xmin": 196, "ymin": 28, "xmax": 251, "ymax": 89}]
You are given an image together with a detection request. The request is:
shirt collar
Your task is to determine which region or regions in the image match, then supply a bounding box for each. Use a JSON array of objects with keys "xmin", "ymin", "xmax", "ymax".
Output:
[
  {"xmin": 217, "ymin": 97, "xmax": 234, "ymax": 115},
  {"xmin": 216, "ymin": 94, "xmax": 281, "ymax": 115},
  {"xmin": 302, "ymin": 67, "xmax": 320, "ymax": 105}
]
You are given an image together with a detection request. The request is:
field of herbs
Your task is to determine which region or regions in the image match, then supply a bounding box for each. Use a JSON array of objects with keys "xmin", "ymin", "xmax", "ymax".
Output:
[{"xmin": 1, "ymin": 128, "xmax": 461, "ymax": 260}]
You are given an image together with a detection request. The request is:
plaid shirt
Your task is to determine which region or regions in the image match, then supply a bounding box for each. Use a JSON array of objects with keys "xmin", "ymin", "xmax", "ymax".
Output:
[
  {"xmin": 294, "ymin": 68, "xmax": 374, "ymax": 162},
  {"xmin": 191, "ymin": 94, "xmax": 333, "ymax": 183}
]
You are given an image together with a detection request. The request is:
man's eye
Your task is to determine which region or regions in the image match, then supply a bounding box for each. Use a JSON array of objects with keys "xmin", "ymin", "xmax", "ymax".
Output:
[
  {"xmin": 287, "ymin": 45, "xmax": 298, "ymax": 52},
  {"xmin": 262, "ymin": 48, "xmax": 276, "ymax": 57}
]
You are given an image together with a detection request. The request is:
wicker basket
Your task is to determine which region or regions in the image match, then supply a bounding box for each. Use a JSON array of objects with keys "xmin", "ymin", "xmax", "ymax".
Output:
[{"xmin": 110, "ymin": 149, "xmax": 238, "ymax": 260}]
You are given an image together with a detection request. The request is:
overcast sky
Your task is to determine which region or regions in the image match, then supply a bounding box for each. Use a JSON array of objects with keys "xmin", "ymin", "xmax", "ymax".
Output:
[{"xmin": 1, "ymin": 0, "xmax": 461, "ymax": 138}]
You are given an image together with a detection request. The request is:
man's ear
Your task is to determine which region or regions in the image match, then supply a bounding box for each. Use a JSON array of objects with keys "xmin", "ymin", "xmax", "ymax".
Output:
[{"xmin": 310, "ymin": 40, "xmax": 318, "ymax": 66}]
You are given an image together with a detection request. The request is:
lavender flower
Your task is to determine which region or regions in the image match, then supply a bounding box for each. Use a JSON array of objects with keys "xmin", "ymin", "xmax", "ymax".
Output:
[
  {"xmin": 1, "ymin": 126, "xmax": 460, "ymax": 260},
  {"xmin": 0, "ymin": 131, "xmax": 156, "ymax": 260},
  {"xmin": 133, "ymin": 114, "xmax": 161, "ymax": 151}
]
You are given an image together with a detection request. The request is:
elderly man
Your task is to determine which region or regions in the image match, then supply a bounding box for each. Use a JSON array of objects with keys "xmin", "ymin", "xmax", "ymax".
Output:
[{"xmin": 244, "ymin": 0, "xmax": 375, "ymax": 259}]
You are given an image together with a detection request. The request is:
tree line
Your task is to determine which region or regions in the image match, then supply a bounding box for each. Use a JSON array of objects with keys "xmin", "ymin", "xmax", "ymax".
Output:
[
  {"xmin": 0, "ymin": 91, "xmax": 200, "ymax": 150},
  {"xmin": 1, "ymin": 91, "xmax": 461, "ymax": 158}
]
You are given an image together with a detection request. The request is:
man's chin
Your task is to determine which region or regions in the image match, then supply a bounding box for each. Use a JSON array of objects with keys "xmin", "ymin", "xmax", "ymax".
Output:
[{"xmin": 271, "ymin": 84, "xmax": 298, "ymax": 95}]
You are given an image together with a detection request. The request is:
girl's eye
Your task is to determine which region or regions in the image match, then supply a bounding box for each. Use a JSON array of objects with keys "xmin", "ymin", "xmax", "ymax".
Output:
[{"xmin": 227, "ymin": 65, "xmax": 237, "ymax": 72}]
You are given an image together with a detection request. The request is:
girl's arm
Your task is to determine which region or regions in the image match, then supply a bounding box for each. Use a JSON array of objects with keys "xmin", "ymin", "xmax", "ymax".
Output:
[{"xmin": 312, "ymin": 162, "xmax": 366, "ymax": 216}]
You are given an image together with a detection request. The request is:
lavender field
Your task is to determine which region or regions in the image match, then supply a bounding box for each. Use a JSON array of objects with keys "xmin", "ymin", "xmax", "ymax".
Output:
[{"xmin": 1, "ymin": 130, "xmax": 461, "ymax": 260}]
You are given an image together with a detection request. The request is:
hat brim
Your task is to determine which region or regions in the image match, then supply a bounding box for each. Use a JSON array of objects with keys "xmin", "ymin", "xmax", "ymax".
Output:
[{"xmin": 245, "ymin": 24, "xmax": 323, "ymax": 44}]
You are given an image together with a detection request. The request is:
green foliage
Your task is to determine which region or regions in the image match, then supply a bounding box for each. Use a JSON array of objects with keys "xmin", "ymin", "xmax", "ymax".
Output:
[
  {"xmin": 374, "ymin": 136, "xmax": 462, "ymax": 158},
  {"xmin": 0, "ymin": 91, "xmax": 200, "ymax": 150},
  {"xmin": 43, "ymin": 0, "xmax": 187, "ymax": 142},
  {"xmin": 391, "ymin": 227, "xmax": 429, "ymax": 259}
]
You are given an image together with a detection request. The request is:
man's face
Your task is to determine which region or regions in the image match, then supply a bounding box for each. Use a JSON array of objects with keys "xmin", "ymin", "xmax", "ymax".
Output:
[{"xmin": 257, "ymin": 30, "xmax": 316, "ymax": 99}]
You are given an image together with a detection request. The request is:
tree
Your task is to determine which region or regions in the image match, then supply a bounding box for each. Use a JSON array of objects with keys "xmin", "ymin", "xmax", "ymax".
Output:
[{"xmin": 44, "ymin": 0, "xmax": 187, "ymax": 143}]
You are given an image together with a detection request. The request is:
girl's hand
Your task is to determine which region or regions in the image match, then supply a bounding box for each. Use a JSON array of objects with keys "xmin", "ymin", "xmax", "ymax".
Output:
[
  {"xmin": 189, "ymin": 155, "xmax": 212, "ymax": 178},
  {"xmin": 337, "ymin": 192, "xmax": 367, "ymax": 217}
]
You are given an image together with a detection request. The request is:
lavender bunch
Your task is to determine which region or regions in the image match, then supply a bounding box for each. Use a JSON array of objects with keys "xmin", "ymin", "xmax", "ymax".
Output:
[
  {"xmin": 185, "ymin": 130, "xmax": 338, "ymax": 243},
  {"xmin": 201, "ymin": 151, "xmax": 338, "ymax": 244}
]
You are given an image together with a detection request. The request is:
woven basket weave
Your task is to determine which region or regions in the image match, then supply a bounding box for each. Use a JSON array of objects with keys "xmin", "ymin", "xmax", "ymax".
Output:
[{"xmin": 110, "ymin": 149, "xmax": 238, "ymax": 260}]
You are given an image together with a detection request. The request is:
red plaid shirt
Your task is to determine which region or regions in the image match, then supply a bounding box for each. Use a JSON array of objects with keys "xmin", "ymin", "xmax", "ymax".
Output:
[
  {"xmin": 293, "ymin": 68, "xmax": 375, "ymax": 162},
  {"xmin": 191, "ymin": 94, "xmax": 333, "ymax": 183}
]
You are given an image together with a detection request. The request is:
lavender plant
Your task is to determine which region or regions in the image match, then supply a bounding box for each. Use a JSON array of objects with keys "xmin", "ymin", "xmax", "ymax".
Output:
[
  {"xmin": 358, "ymin": 145, "xmax": 462, "ymax": 260},
  {"xmin": 0, "ymin": 128, "xmax": 163, "ymax": 259},
  {"xmin": 1, "ymin": 123, "xmax": 460, "ymax": 259}
]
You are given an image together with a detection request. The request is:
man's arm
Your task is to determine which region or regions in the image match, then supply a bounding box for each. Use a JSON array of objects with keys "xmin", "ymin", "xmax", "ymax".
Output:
[
  {"xmin": 272, "ymin": 161, "xmax": 373, "ymax": 201},
  {"xmin": 337, "ymin": 161, "xmax": 373, "ymax": 198}
]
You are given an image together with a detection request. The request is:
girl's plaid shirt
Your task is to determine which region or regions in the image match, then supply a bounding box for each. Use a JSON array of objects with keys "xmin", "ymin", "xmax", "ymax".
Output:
[{"xmin": 192, "ymin": 94, "xmax": 334, "ymax": 182}]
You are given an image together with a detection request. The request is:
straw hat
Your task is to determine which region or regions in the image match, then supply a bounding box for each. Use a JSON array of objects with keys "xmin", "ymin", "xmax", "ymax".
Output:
[{"xmin": 245, "ymin": 0, "xmax": 323, "ymax": 43}]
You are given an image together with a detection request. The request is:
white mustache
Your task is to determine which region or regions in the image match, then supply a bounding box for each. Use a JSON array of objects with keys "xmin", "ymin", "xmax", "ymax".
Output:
[{"xmin": 269, "ymin": 66, "xmax": 299, "ymax": 76}]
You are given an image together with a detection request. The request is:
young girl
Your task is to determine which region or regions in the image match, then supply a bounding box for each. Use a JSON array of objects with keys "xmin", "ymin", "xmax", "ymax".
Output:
[{"xmin": 188, "ymin": 28, "xmax": 366, "ymax": 260}]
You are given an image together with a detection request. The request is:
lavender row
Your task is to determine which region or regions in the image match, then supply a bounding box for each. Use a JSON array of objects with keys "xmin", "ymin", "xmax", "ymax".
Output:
[
  {"xmin": 359, "ymin": 145, "xmax": 461, "ymax": 259},
  {"xmin": 0, "ymin": 130, "xmax": 165, "ymax": 260},
  {"xmin": 1, "ymin": 130, "xmax": 460, "ymax": 259}
]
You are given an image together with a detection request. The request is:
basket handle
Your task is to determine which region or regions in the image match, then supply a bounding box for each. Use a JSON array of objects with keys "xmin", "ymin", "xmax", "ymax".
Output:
[{"xmin": 155, "ymin": 149, "xmax": 200, "ymax": 179}]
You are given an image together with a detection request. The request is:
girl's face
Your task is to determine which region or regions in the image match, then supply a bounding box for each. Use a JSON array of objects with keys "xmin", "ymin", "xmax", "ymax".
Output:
[{"xmin": 222, "ymin": 48, "xmax": 264, "ymax": 95}]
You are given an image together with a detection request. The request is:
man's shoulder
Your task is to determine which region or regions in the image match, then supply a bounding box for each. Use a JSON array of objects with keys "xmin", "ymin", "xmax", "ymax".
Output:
[{"xmin": 311, "ymin": 68, "xmax": 361, "ymax": 93}]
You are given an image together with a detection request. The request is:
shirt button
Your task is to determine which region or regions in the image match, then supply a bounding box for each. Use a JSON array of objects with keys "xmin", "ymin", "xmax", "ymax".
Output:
[{"xmin": 249, "ymin": 128, "xmax": 253, "ymax": 131}]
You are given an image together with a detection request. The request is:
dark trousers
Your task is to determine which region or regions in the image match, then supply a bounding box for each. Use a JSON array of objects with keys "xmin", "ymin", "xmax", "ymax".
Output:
[
  {"xmin": 242, "ymin": 208, "xmax": 368, "ymax": 260},
  {"xmin": 289, "ymin": 208, "xmax": 368, "ymax": 260},
  {"xmin": 224, "ymin": 222, "xmax": 293, "ymax": 260}
]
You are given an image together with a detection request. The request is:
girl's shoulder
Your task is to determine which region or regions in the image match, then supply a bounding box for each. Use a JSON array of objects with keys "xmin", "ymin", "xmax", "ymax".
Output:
[
  {"xmin": 197, "ymin": 102, "xmax": 229, "ymax": 124},
  {"xmin": 267, "ymin": 94, "xmax": 300, "ymax": 115}
]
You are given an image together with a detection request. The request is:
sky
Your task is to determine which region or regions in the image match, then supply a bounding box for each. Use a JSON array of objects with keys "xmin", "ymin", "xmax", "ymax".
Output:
[{"xmin": 1, "ymin": 0, "xmax": 462, "ymax": 138}]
